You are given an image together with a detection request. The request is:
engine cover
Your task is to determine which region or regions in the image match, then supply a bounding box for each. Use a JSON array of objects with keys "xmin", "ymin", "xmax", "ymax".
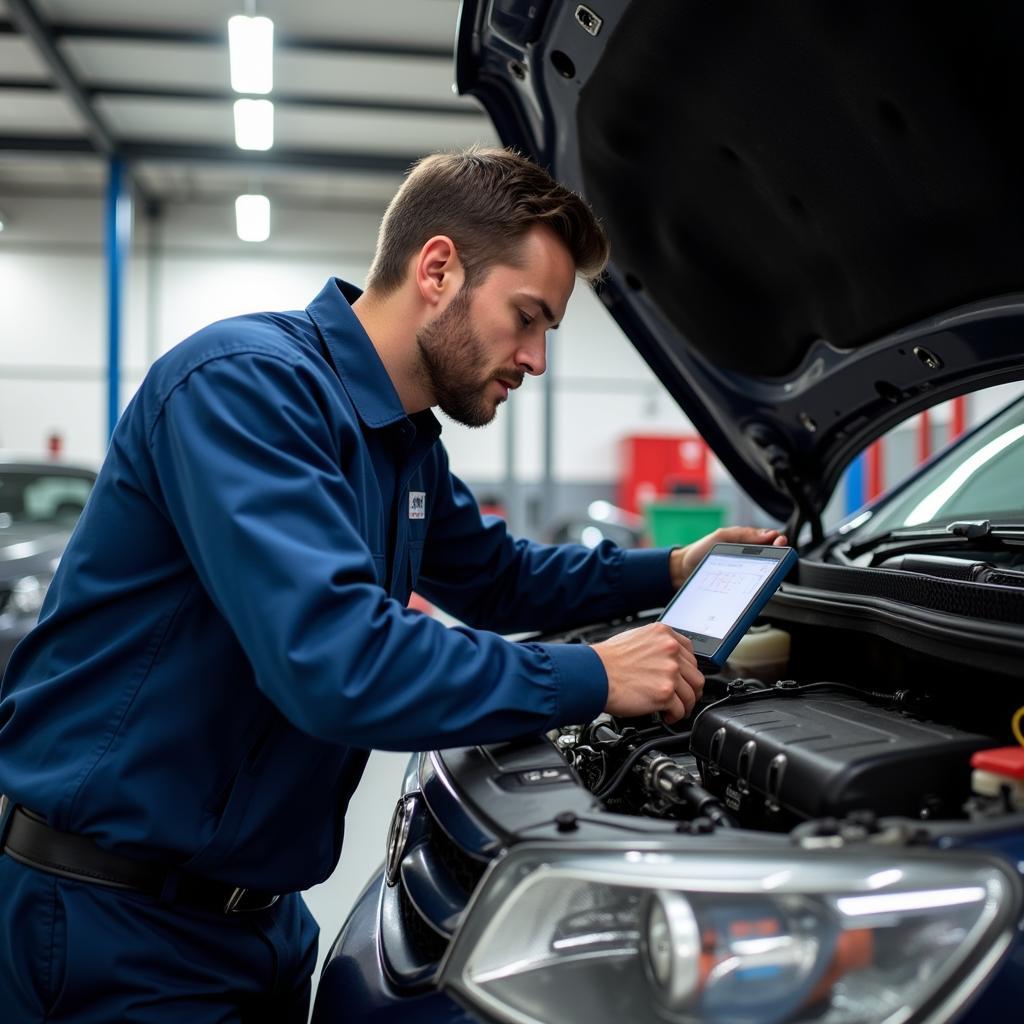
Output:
[{"xmin": 691, "ymin": 693, "xmax": 991, "ymax": 828}]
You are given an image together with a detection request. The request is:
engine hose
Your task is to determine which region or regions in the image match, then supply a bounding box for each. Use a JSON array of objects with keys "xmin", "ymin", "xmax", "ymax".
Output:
[
  {"xmin": 642, "ymin": 750, "xmax": 737, "ymax": 827},
  {"xmin": 594, "ymin": 731, "xmax": 692, "ymax": 801},
  {"xmin": 1013, "ymin": 706, "xmax": 1024, "ymax": 748}
]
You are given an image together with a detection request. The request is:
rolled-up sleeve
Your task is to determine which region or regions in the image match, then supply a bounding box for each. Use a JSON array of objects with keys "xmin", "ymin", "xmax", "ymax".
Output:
[{"xmin": 147, "ymin": 350, "xmax": 608, "ymax": 749}]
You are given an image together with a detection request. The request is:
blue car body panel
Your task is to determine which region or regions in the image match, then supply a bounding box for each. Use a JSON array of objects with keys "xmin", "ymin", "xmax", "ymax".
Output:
[
  {"xmin": 313, "ymin": 871, "xmax": 476, "ymax": 1024},
  {"xmin": 312, "ymin": 777, "xmax": 1024, "ymax": 1021}
]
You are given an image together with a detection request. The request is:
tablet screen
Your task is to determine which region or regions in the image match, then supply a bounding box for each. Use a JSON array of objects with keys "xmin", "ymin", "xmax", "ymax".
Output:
[{"xmin": 660, "ymin": 552, "xmax": 781, "ymax": 640}]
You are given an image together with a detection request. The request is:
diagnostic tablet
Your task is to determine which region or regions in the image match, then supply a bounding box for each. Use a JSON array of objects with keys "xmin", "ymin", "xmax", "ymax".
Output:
[{"xmin": 658, "ymin": 543, "xmax": 797, "ymax": 668}]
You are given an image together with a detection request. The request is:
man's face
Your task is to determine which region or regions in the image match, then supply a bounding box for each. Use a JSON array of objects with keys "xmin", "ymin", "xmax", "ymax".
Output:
[{"xmin": 416, "ymin": 225, "xmax": 576, "ymax": 427}]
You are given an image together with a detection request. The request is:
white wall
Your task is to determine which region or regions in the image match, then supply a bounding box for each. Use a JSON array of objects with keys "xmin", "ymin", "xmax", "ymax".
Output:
[{"xmin": 0, "ymin": 193, "xmax": 695, "ymax": 485}]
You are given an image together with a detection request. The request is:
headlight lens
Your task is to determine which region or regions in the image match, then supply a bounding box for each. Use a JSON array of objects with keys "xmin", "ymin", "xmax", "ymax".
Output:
[{"xmin": 441, "ymin": 845, "xmax": 1019, "ymax": 1024}]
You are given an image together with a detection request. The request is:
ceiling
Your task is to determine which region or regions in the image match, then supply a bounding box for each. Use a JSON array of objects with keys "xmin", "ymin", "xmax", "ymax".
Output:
[{"xmin": 0, "ymin": 0, "xmax": 497, "ymax": 210}]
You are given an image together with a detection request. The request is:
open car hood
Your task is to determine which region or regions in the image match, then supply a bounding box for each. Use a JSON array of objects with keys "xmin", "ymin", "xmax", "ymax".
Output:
[{"xmin": 456, "ymin": 0, "xmax": 1024, "ymax": 527}]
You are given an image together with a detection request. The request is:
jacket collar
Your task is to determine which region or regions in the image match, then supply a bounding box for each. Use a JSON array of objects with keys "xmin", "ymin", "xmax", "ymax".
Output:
[{"xmin": 307, "ymin": 278, "xmax": 439, "ymax": 444}]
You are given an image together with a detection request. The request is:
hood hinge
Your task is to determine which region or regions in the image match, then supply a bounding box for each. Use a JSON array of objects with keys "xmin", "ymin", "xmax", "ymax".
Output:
[{"xmin": 746, "ymin": 423, "xmax": 823, "ymax": 546}]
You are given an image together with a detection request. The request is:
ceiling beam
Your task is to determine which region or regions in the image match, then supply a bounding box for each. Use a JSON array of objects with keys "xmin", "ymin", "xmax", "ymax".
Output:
[
  {"xmin": 0, "ymin": 135, "xmax": 96, "ymax": 154},
  {"xmin": 98, "ymin": 84, "xmax": 481, "ymax": 119},
  {"xmin": 4, "ymin": 1, "xmax": 116, "ymax": 156},
  {"xmin": 0, "ymin": 78, "xmax": 483, "ymax": 119},
  {"xmin": 119, "ymin": 142, "xmax": 417, "ymax": 174},
  {"xmin": 0, "ymin": 19, "xmax": 452, "ymax": 61},
  {"xmin": 0, "ymin": 179, "xmax": 393, "ymax": 212},
  {"xmin": 0, "ymin": 136, "xmax": 417, "ymax": 174},
  {"xmin": 3, "ymin": 2, "xmax": 156, "ymax": 207}
]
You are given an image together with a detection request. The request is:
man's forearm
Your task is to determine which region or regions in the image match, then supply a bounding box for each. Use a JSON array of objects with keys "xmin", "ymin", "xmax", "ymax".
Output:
[{"xmin": 669, "ymin": 546, "xmax": 687, "ymax": 590}]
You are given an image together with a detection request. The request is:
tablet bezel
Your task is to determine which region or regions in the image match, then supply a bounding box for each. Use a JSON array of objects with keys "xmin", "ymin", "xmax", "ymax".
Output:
[{"xmin": 657, "ymin": 543, "xmax": 797, "ymax": 666}]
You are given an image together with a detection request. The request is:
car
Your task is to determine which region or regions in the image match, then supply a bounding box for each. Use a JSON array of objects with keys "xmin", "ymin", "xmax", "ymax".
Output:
[
  {"xmin": 0, "ymin": 460, "xmax": 96, "ymax": 673},
  {"xmin": 311, "ymin": 3, "xmax": 1024, "ymax": 1021}
]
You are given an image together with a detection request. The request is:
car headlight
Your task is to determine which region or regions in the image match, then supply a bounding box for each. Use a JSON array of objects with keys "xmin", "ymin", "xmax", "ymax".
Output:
[
  {"xmin": 2, "ymin": 574, "xmax": 52, "ymax": 617},
  {"xmin": 440, "ymin": 844, "xmax": 1019, "ymax": 1024}
]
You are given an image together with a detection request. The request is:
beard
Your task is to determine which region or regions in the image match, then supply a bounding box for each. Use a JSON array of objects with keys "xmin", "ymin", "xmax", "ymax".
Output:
[{"xmin": 415, "ymin": 286, "xmax": 522, "ymax": 428}]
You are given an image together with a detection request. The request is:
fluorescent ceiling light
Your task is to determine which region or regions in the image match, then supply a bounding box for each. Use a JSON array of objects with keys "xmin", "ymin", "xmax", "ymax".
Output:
[
  {"xmin": 233, "ymin": 98, "xmax": 274, "ymax": 151},
  {"xmin": 228, "ymin": 15, "xmax": 274, "ymax": 94},
  {"xmin": 235, "ymin": 194, "xmax": 270, "ymax": 242}
]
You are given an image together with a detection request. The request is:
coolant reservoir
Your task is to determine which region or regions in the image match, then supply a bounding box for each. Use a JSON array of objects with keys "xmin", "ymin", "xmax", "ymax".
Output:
[
  {"xmin": 971, "ymin": 747, "xmax": 1024, "ymax": 810},
  {"xmin": 726, "ymin": 624, "xmax": 791, "ymax": 682}
]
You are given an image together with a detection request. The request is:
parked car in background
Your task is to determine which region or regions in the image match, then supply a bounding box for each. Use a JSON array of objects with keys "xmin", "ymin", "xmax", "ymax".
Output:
[
  {"xmin": 0, "ymin": 460, "xmax": 96, "ymax": 672},
  {"xmin": 312, "ymin": 3, "xmax": 1024, "ymax": 1021},
  {"xmin": 548, "ymin": 500, "xmax": 646, "ymax": 549}
]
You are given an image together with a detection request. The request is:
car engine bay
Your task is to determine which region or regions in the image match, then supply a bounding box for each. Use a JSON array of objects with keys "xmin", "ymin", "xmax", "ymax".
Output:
[
  {"xmin": 362, "ymin": 591, "xmax": 1024, "ymax": 1011},
  {"xmin": 543, "ymin": 610, "xmax": 1024, "ymax": 837}
]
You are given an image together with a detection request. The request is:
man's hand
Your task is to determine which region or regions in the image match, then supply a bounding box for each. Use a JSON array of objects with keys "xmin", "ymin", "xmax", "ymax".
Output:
[
  {"xmin": 669, "ymin": 526, "xmax": 788, "ymax": 590},
  {"xmin": 592, "ymin": 623, "xmax": 704, "ymax": 725}
]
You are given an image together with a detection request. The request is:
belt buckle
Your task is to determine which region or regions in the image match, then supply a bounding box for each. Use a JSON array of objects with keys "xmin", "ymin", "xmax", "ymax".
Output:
[{"xmin": 224, "ymin": 887, "xmax": 280, "ymax": 914}]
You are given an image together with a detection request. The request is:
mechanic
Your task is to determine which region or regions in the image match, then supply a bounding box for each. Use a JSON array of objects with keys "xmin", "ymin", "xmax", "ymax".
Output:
[{"xmin": 0, "ymin": 147, "xmax": 785, "ymax": 1022}]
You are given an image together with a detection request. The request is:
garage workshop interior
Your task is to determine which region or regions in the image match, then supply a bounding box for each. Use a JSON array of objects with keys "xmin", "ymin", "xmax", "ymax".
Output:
[{"xmin": 1, "ymin": 2, "xmax": 1023, "ymax": 1023}]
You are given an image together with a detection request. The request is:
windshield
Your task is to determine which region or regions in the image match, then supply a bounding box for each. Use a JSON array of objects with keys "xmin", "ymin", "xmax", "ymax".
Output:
[
  {"xmin": 0, "ymin": 468, "xmax": 95, "ymax": 529},
  {"xmin": 845, "ymin": 397, "xmax": 1024, "ymax": 542}
]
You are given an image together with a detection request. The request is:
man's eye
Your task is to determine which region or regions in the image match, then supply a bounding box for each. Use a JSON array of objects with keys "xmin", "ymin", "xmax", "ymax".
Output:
[{"xmin": 518, "ymin": 311, "xmax": 534, "ymax": 328}]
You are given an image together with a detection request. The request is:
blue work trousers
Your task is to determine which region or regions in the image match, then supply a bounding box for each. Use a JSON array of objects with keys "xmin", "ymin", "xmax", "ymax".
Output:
[{"xmin": 0, "ymin": 855, "xmax": 318, "ymax": 1022}]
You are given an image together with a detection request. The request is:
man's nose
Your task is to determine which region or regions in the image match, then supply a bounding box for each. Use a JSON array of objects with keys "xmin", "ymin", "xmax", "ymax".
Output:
[{"xmin": 515, "ymin": 333, "xmax": 547, "ymax": 376}]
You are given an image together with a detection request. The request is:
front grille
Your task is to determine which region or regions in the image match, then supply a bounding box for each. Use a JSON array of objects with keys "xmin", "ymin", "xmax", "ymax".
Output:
[
  {"xmin": 397, "ymin": 879, "xmax": 450, "ymax": 962},
  {"xmin": 426, "ymin": 816, "xmax": 487, "ymax": 896},
  {"xmin": 382, "ymin": 791, "xmax": 492, "ymax": 986}
]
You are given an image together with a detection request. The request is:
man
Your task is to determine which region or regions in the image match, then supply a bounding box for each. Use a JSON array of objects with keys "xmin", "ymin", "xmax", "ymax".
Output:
[{"xmin": 0, "ymin": 147, "xmax": 784, "ymax": 1021}]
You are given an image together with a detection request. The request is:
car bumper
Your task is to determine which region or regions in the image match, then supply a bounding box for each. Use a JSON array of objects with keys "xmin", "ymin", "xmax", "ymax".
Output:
[
  {"xmin": 315, "ymin": 843, "xmax": 1024, "ymax": 1024},
  {"xmin": 312, "ymin": 871, "xmax": 479, "ymax": 1024}
]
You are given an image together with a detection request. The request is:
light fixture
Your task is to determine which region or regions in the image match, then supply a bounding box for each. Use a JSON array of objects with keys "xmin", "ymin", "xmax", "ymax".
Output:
[
  {"xmin": 235, "ymin": 194, "xmax": 270, "ymax": 242},
  {"xmin": 233, "ymin": 98, "xmax": 274, "ymax": 151},
  {"xmin": 228, "ymin": 15, "xmax": 274, "ymax": 94}
]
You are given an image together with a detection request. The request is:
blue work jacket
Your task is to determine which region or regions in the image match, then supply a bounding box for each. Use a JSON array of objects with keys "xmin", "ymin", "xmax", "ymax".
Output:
[{"xmin": 0, "ymin": 279, "xmax": 676, "ymax": 892}]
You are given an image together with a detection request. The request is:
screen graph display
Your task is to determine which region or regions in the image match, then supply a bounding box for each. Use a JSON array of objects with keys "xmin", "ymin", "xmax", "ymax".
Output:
[{"xmin": 660, "ymin": 553, "xmax": 778, "ymax": 639}]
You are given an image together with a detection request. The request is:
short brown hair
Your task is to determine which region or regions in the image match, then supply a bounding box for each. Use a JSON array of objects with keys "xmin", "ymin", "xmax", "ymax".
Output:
[{"xmin": 365, "ymin": 146, "xmax": 609, "ymax": 294}]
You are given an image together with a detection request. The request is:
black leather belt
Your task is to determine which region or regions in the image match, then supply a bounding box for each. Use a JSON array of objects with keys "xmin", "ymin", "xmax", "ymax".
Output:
[{"xmin": 0, "ymin": 801, "xmax": 280, "ymax": 914}]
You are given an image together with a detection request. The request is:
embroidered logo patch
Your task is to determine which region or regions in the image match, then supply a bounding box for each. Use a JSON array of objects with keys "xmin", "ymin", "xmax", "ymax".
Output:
[{"xmin": 409, "ymin": 491, "xmax": 426, "ymax": 519}]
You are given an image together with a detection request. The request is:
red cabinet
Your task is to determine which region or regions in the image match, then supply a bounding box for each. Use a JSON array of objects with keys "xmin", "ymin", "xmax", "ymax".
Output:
[{"xmin": 618, "ymin": 435, "xmax": 711, "ymax": 514}]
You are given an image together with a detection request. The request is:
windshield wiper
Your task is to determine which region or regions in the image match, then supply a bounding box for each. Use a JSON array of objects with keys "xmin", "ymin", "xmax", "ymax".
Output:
[{"xmin": 842, "ymin": 519, "xmax": 1024, "ymax": 563}]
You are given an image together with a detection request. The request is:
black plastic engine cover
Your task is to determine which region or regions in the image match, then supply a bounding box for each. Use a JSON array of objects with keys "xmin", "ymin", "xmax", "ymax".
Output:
[{"xmin": 691, "ymin": 693, "xmax": 991, "ymax": 828}]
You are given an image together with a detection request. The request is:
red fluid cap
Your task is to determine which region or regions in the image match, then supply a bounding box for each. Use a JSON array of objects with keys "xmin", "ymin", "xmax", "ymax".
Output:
[{"xmin": 971, "ymin": 747, "xmax": 1024, "ymax": 779}]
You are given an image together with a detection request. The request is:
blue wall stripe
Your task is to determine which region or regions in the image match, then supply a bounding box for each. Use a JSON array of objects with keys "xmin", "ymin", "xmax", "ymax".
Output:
[{"xmin": 845, "ymin": 451, "xmax": 866, "ymax": 516}]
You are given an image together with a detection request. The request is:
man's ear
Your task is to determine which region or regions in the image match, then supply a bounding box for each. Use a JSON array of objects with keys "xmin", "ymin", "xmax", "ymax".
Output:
[{"xmin": 415, "ymin": 235, "xmax": 465, "ymax": 308}]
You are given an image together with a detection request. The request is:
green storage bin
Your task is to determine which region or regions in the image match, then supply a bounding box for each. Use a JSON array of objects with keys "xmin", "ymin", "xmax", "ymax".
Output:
[{"xmin": 644, "ymin": 501, "xmax": 725, "ymax": 547}]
